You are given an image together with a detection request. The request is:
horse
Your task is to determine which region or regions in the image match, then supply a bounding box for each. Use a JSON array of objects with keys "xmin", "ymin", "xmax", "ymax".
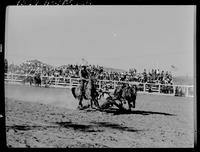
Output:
[
  {"xmin": 22, "ymin": 75, "xmax": 34, "ymax": 86},
  {"xmin": 98, "ymin": 89, "xmax": 123, "ymax": 110},
  {"xmin": 99, "ymin": 83, "xmax": 137, "ymax": 111},
  {"xmin": 120, "ymin": 84, "xmax": 137, "ymax": 110},
  {"xmin": 71, "ymin": 77, "xmax": 100, "ymax": 110},
  {"xmin": 23, "ymin": 74, "xmax": 41, "ymax": 86},
  {"xmin": 33, "ymin": 74, "xmax": 41, "ymax": 87}
]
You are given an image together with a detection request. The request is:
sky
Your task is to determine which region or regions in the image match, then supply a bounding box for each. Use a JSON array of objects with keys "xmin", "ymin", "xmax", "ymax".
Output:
[{"xmin": 5, "ymin": 6, "xmax": 195, "ymax": 76}]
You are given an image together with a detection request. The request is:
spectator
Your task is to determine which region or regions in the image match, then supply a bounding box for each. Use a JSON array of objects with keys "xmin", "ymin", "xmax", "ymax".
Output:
[{"xmin": 7, "ymin": 59, "xmax": 173, "ymax": 86}]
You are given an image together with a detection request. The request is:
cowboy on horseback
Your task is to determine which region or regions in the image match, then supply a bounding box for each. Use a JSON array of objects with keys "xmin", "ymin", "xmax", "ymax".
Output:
[
  {"xmin": 71, "ymin": 64, "xmax": 100, "ymax": 110},
  {"xmin": 79, "ymin": 64, "xmax": 89, "ymax": 98}
]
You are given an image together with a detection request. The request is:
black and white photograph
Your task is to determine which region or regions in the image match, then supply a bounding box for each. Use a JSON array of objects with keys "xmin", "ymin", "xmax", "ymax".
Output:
[{"xmin": 4, "ymin": 5, "xmax": 195, "ymax": 148}]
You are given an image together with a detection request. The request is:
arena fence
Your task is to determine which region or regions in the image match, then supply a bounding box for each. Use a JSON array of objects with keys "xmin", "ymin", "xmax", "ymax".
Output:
[{"xmin": 4, "ymin": 73, "xmax": 194, "ymax": 98}]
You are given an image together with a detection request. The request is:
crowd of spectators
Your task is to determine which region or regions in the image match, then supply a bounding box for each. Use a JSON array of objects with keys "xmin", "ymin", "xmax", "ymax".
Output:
[{"xmin": 6, "ymin": 59, "xmax": 173, "ymax": 85}]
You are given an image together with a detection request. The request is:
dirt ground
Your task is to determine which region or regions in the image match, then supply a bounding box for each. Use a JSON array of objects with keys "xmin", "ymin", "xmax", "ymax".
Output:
[{"xmin": 5, "ymin": 84, "xmax": 194, "ymax": 148}]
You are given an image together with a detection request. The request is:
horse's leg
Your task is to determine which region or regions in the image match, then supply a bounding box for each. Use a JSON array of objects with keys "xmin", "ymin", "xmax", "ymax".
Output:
[
  {"xmin": 78, "ymin": 96, "xmax": 83, "ymax": 109},
  {"xmin": 132, "ymin": 97, "xmax": 136, "ymax": 108},
  {"xmin": 118, "ymin": 99, "xmax": 123, "ymax": 108},
  {"xmin": 91, "ymin": 98, "xmax": 99, "ymax": 109},
  {"xmin": 94, "ymin": 98, "xmax": 100, "ymax": 109},
  {"xmin": 90, "ymin": 99, "xmax": 94, "ymax": 109},
  {"xmin": 115, "ymin": 99, "xmax": 124, "ymax": 110},
  {"xmin": 127, "ymin": 100, "xmax": 132, "ymax": 111}
]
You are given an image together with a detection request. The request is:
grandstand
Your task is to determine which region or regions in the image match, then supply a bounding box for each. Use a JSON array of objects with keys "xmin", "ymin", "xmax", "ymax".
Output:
[
  {"xmin": 6, "ymin": 59, "xmax": 173, "ymax": 84},
  {"xmin": 4, "ymin": 59, "xmax": 194, "ymax": 97}
]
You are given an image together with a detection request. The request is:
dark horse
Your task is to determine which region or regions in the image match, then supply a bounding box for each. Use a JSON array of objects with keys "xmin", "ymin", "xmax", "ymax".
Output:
[
  {"xmin": 71, "ymin": 78, "xmax": 100, "ymax": 110},
  {"xmin": 99, "ymin": 83, "xmax": 137, "ymax": 111},
  {"xmin": 33, "ymin": 74, "xmax": 41, "ymax": 86},
  {"xmin": 22, "ymin": 74, "xmax": 41, "ymax": 86}
]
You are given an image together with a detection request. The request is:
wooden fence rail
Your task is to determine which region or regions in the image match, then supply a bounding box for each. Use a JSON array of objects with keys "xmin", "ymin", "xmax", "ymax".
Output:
[{"xmin": 4, "ymin": 73, "xmax": 194, "ymax": 97}]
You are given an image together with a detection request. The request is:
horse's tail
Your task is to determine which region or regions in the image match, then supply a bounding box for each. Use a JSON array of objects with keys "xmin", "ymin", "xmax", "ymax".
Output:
[{"xmin": 71, "ymin": 87, "xmax": 77, "ymax": 99}]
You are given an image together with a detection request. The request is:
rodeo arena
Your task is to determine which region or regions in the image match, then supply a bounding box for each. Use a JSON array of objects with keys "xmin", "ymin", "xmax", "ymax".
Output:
[{"xmin": 5, "ymin": 58, "xmax": 194, "ymax": 148}]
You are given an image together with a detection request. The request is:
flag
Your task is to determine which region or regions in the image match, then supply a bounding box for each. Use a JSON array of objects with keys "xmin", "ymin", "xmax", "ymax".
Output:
[
  {"xmin": 81, "ymin": 58, "xmax": 88, "ymax": 66},
  {"xmin": 171, "ymin": 65, "xmax": 175, "ymax": 69},
  {"xmin": 170, "ymin": 65, "xmax": 178, "ymax": 71}
]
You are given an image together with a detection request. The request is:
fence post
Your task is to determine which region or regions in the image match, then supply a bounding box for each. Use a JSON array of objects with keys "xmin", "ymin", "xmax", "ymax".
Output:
[
  {"xmin": 158, "ymin": 83, "xmax": 161, "ymax": 93},
  {"xmin": 173, "ymin": 85, "xmax": 176, "ymax": 96},
  {"xmin": 64, "ymin": 77, "xmax": 66, "ymax": 87},
  {"xmin": 57, "ymin": 77, "xmax": 60, "ymax": 86},
  {"xmin": 185, "ymin": 87, "xmax": 189, "ymax": 97},
  {"xmin": 114, "ymin": 81, "xmax": 117, "ymax": 90},
  {"xmin": 99, "ymin": 80, "xmax": 101, "ymax": 89},
  {"xmin": 54, "ymin": 77, "xmax": 56, "ymax": 87},
  {"xmin": 49, "ymin": 76, "xmax": 51, "ymax": 86},
  {"xmin": 11, "ymin": 73, "xmax": 14, "ymax": 83},
  {"xmin": 69, "ymin": 78, "xmax": 72, "ymax": 87},
  {"xmin": 25, "ymin": 74, "xmax": 28, "ymax": 84}
]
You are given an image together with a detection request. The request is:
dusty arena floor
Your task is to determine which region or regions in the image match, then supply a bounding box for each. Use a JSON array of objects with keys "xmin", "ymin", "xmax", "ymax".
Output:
[{"xmin": 5, "ymin": 84, "xmax": 194, "ymax": 148}]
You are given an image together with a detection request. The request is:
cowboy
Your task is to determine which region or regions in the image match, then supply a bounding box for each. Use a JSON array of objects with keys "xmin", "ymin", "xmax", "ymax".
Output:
[{"xmin": 79, "ymin": 65, "xmax": 89, "ymax": 97}]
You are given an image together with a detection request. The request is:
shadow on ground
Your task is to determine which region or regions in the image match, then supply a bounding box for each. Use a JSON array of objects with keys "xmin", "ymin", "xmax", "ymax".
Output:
[
  {"xmin": 6, "ymin": 125, "xmax": 58, "ymax": 131},
  {"xmin": 55, "ymin": 121, "xmax": 103, "ymax": 132},
  {"xmin": 90, "ymin": 121, "xmax": 141, "ymax": 132},
  {"xmin": 55, "ymin": 121, "xmax": 141, "ymax": 133},
  {"xmin": 100, "ymin": 108, "xmax": 176, "ymax": 116}
]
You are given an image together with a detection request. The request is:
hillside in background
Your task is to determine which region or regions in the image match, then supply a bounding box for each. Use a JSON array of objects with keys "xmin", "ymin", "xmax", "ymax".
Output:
[
  {"xmin": 102, "ymin": 66, "xmax": 128, "ymax": 73},
  {"xmin": 173, "ymin": 76, "xmax": 194, "ymax": 85},
  {"xmin": 24, "ymin": 59, "xmax": 54, "ymax": 68}
]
